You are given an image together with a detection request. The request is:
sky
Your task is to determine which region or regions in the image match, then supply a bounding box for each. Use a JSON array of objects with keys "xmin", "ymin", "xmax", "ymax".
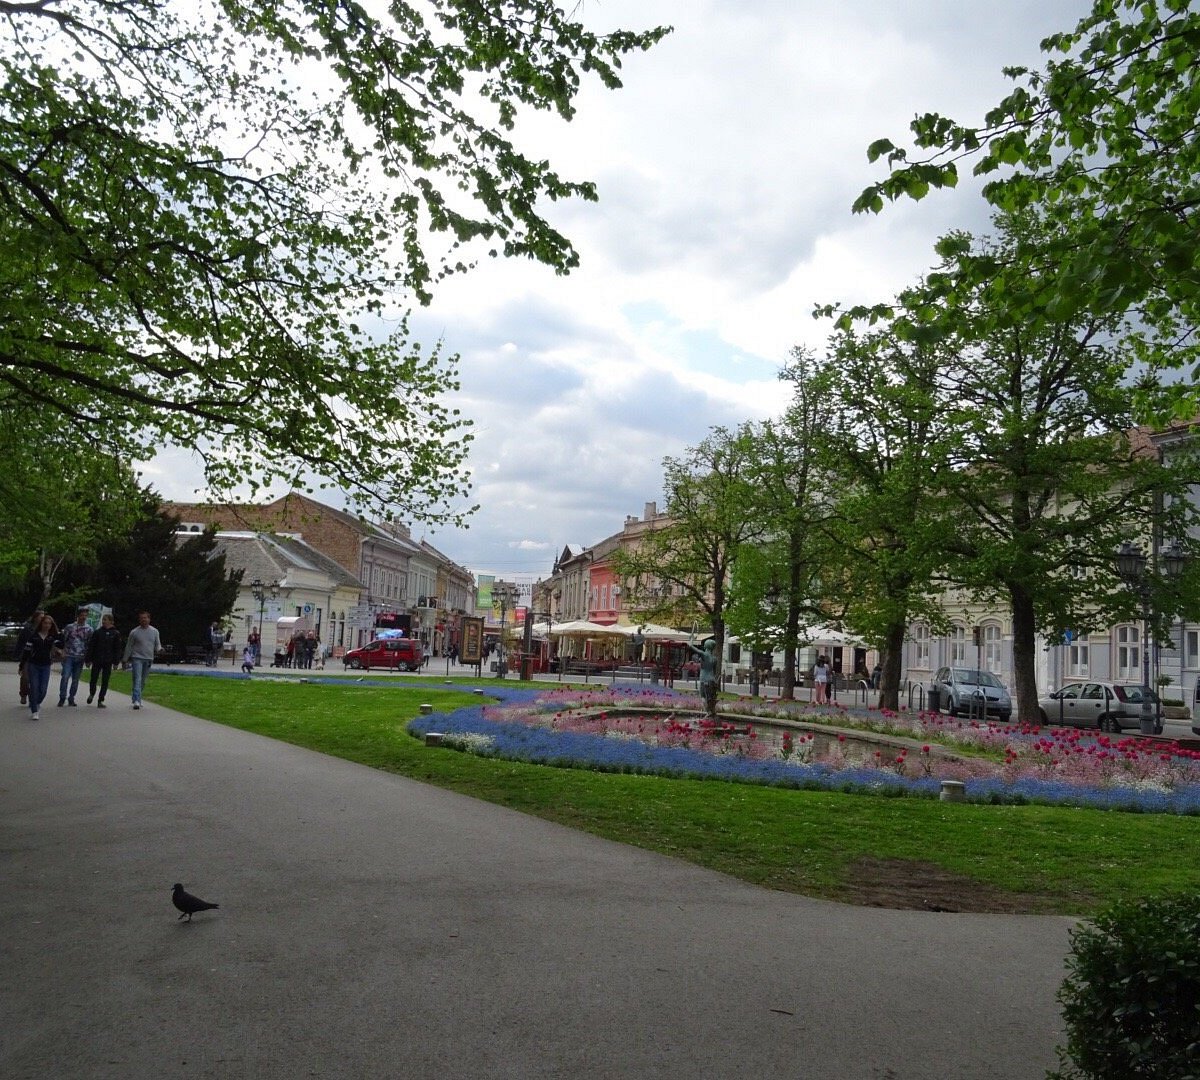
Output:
[{"xmin": 146, "ymin": 0, "xmax": 1090, "ymax": 583}]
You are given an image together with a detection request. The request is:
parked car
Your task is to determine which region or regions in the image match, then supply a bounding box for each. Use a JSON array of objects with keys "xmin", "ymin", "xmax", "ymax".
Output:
[
  {"xmin": 1037, "ymin": 681, "xmax": 1161, "ymax": 733},
  {"xmin": 1, "ymin": 622, "xmax": 23, "ymax": 655},
  {"xmin": 342, "ymin": 638, "xmax": 423, "ymax": 671},
  {"xmin": 931, "ymin": 666, "xmax": 1013, "ymax": 722}
]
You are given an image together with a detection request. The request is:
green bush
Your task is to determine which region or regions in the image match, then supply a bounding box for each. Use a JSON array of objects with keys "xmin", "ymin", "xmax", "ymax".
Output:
[{"xmin": 1051, "ymin": 894, "xmax": 1200, "ymax": 1079}]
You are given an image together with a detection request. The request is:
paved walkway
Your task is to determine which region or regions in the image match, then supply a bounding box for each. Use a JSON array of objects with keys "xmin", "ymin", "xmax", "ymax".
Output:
[{"xmin": 0, "ymin": 663, "xmax": 1073, "ymax": 1079}]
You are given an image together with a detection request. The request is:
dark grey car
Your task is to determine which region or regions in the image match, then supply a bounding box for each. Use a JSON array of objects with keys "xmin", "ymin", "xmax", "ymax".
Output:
[{"xmin": 931, "ymin": 666, "xmax": 1013, "ymax": 722}]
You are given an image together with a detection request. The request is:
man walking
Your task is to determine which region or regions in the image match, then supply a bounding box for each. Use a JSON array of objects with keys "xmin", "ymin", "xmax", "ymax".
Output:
[
  {"xmin": 206, "ymin": 621, "xmax": 225, "ymax": 667},
  {"xmin": 86, "ymin": 613, "xmax": 122, "ymax": 707},
  {"xmin": 58, "ymin": 607, "xmax": 94, "ymax": 707},
  {"xmin": 121, "ymin": 611, "xmax": 162, "ymax": 710}
]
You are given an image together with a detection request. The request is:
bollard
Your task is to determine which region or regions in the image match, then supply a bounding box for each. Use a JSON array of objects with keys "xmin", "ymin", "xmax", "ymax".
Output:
[
  {"xmin": 425, "ymin": 732, "xmax": 444, "ymax": 746},
  {"xmin": 939, "ymin": 780, "xmax": 967, "ymax": 803},
  {"xmin": 419, "ymin": 703, "xmax": 433, "ymax": 715}
]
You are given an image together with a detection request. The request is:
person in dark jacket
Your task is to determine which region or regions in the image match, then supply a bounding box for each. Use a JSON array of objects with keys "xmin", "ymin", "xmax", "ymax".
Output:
[
  {"xmin": 21, "ymin": 613, "xmax": 61, "ymax": 720},
  {"xmin": 86, "ymin": 613, "xmax": 122, "ymax": 707},
  {"xmin": 13, "ymin": 608, "xmax": 45, "ymax": 705}
]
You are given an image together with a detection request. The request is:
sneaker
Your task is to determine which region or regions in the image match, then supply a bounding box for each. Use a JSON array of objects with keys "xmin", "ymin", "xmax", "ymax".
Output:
[
  {"xmin": 87, "ymin": 693, "xmax": 95, "ymax": 704},
  {"xmin": 19, "ymin": 694, "xmax": 26, "ymax": 704},
  {"xmin": 68, "ymin": 700, "xmax": 76, "ymax": 706},
  {"xmin": 57, "ymin": 699, "xmax": 64, "ymax": 707},
  {"xmin": 31, "ymin": 711, "xmax": 39, "ymax": 720},
  {"xmin": 133, "ymin": 703, "xmax": 141, "ymax": 710},
  {"xmin": 97, "ymin": 702, "xmax": 107, "ymax": 708}
]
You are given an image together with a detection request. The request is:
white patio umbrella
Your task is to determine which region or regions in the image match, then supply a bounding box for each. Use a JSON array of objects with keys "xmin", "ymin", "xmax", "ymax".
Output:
[
  {"xmin": 550, "ymin": 620, "xmax": 626, "ymax": 636},
  {"xmin": 613, "ymin": 622, "xmax": 686, "ymax": 640}
]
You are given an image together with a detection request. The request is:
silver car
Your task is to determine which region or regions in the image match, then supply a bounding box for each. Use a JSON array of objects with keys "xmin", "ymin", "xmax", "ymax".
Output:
[
  {"xmin": 1037, "ymin": 681, "xmax": 1160, "ymax": 733},
  {"xmin": 931, "ymin": 666, "xmax": 1013, "ymax": 722}
]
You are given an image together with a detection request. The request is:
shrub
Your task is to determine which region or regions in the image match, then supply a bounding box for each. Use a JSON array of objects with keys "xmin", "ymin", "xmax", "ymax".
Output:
[{"xmin": 1050, "ymin": 894, "xmax": 1200, "ymax": 1079}]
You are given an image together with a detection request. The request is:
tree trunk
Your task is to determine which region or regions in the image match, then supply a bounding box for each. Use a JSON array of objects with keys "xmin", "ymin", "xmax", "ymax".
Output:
[
  {"xmin": 1009, "ymin": 585, "xmax": 1040, "ymax": 726},
  {"xmin": 777, "ymin": 590, "xmax": 796, "ymax": 700},
  {"xmin": 878, "ymin": 619, "xmax": 907, "ymax": 712}
]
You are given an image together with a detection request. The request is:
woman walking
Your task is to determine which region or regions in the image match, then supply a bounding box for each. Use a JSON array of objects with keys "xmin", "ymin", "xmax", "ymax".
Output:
[
  {"xmin": 813, "ymin": 653, "xmax": 830, "ymax": 706},
  {"xmin": 21, "ymin": 613, "xmax": 60, "ymax": 720}
]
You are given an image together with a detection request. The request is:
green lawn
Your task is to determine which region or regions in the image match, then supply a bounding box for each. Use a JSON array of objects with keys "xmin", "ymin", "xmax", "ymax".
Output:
[{"xmin": 124, "ymin": 672, "xmax": 1200, "ymax": 915}]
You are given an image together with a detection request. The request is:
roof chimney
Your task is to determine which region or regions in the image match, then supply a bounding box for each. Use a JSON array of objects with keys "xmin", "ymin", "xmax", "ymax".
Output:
[{"xmin": 644, "ymin": 501, "xmax": 657, "ymax": 520}]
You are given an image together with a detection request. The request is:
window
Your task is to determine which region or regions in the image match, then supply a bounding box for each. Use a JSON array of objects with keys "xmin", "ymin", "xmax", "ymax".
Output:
[
  {"xmin": 1068, "ymin": 643, "xmax": 1090, "ymax": 677},
  {"xmin": 600, "ymin": 585, "xmax": 608, "ymax": 609},
  {"xmin": 949, "ymin": 625, "xmax": 967, "ymax": 664},
  {"xmin": 1116, "ymin": 625, "xmax": 1140, "ymax": 681},
  {"xmin": 913, "ymin": 624, "xmax": 930, "ymax": 666},
  {"xmin": 1187, "ymin": 629, "xmax": 1199, "ymax": 669},
  {"xmin": 983, "ymin": 623, "xmax": 1002, "ymax": 673}
]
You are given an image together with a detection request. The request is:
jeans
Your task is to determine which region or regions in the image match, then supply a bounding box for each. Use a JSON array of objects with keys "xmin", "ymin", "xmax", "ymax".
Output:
[
  {"xmin": 88, "ymin": 662, "xmax": 114, "ymax": 702},
  {"xmin": 59, "ymin": 655, "xmax": 86, "ymax": 704},
  {"xmin": 130, "ymin": 658, "xmax": 152, "ymax": 704},
  {"xmin": 27, "ymin": 663, "xmax": 51, "ymax": 714}
]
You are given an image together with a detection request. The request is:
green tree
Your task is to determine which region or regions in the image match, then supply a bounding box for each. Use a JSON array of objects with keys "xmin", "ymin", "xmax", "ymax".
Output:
[
  {"xmin": 51, "ymin": 494, "xmax": 242, "ymax": 648},
  {"xmin": 0, "ymin": 403, "xmax": 145, "ymax": 598},
  {"xmin": 855, "ymin": 0, "xmax": 1200, "ymax": 405},
  {"xmin": 0, "ymin": 0, "xmax": 669, "ymax": 524},
  {"xmin": 724, "ymin": 356, "xmax": 835, "ymax": 699},
  {"xmin": 832, "ymin": 217, "xmax": 1200, "ymax": 722},
  {"xmin": 804, "ymin": 323, "xmax": 956, "ymax": 713},
  {"xmin": 615, "ymin": 425, "xmax": 767, "ymax": 667}
]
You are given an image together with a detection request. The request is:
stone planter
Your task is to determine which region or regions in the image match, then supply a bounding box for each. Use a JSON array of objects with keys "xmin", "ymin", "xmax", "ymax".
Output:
[{"xmin": 1161, "ymin": 705, "xmax": 1191, "ymax": 721}]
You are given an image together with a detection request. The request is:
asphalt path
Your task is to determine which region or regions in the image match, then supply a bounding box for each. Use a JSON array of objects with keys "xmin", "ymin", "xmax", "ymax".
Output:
[{"xmin": 0, "ymin": 664, "xmax": 1074, "ymax": 1079}]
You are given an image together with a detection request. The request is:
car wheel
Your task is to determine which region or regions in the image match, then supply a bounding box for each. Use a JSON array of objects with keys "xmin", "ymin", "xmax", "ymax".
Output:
[
  {"xmin": 943, "ymin": 694, "xmax": 956, "ymax": 717},
  {"xmin": 999, "ymin": 713, "xmax": 1012, "ymax": 724},
  {"xmin": 1038, "ymin": 709, "xmax": 1049, "ymax": 725},
  {"xmin": 1098, "ymin": 714, "xmax": 1119, "ymax": 734},
  {"xmin": 349, "ymin": 658, "xmax": 363, "ymax": 670}
]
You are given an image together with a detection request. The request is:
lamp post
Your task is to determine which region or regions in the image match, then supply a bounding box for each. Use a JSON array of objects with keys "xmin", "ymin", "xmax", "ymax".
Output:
[
  {"xmin": 249, "ymin": 578, "xmax": 279, "ymax": 667},
  {"xmin": 1115, "ymin": 541, "xmax": 1190, "ymax": 735},
  {"xmin": 493, "ymin": 581, "xmax": 518, "ymax": 678}
]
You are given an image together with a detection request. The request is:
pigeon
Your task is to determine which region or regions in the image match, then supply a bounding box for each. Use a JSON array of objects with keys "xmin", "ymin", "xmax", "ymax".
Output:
[{"xmin": 172, "ymin": 882, "xmax": 220, "ymax": 921}]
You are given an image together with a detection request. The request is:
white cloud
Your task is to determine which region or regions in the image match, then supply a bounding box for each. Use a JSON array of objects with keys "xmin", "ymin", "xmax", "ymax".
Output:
[{"xmin": 148, "ymin": 0, "xmax": 1092, "ymax": 578}]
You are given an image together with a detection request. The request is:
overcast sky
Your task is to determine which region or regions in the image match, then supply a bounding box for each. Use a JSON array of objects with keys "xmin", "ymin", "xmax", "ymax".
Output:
[{"xmin": 146, "ymin": 0, "xmax": 1089, "ymax": 582}]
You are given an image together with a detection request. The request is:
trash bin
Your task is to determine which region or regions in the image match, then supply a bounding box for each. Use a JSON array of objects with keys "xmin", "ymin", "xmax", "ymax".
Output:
[{"xmin": 927, "ymin": 686, "xmax": 941, "ymax": 712}]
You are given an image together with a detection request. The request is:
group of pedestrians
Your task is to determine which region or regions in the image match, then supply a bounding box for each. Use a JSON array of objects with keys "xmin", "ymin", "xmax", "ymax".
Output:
[
  {"xmin": 284, "ymin": 630, "xmax": 321, "ymax": 669},
  {"xmin": 14, "ymin": 607, "xmax": 161, "ymax": 719}
]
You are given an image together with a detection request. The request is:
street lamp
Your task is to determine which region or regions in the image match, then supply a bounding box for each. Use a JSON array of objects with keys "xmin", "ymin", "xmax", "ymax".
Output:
[
  {"xmin": 249, "ymin": 578, "xmax": 279, "ymax": 666},
  {"xmin": 493, "ymin": 581, "xmax": 519, "ymax": 678},
  {"xmin": 1115, "ymin": 541, "xmax": 1190, "ymax": 735}
]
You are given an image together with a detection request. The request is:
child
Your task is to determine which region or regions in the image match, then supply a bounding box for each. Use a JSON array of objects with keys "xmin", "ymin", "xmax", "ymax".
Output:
[{"xmin": 241, "ymin": 643, "xmax": 255, "ymax": 675}]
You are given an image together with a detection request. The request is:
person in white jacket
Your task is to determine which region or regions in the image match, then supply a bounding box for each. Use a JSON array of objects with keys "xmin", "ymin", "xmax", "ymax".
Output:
[{"xmin": 121, "ymin": 610, "xmax": 162, "ymax": 710}]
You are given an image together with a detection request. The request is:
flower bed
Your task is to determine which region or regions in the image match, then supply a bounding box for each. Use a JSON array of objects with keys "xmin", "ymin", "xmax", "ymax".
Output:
[{"xmin": 406, "ymin": 686, "xmax": 1200, "ymax": 814}]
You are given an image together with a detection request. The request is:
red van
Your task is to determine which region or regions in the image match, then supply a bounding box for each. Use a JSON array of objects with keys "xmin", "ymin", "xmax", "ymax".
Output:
[{"xmin": 342, "ymin": 638, "xmax": 423, "ymax": 671}]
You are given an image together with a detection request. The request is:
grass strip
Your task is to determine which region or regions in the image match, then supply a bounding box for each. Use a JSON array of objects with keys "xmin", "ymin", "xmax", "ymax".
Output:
[{"xmin": 124, "ymin": 672, "xmax": 1200, "ymax": 915}]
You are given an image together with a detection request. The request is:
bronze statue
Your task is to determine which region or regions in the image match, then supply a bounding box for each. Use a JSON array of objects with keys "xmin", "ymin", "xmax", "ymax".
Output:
[{"xmin": 687, "ymin": 636, "xmax": 719, "ymax": 717}]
